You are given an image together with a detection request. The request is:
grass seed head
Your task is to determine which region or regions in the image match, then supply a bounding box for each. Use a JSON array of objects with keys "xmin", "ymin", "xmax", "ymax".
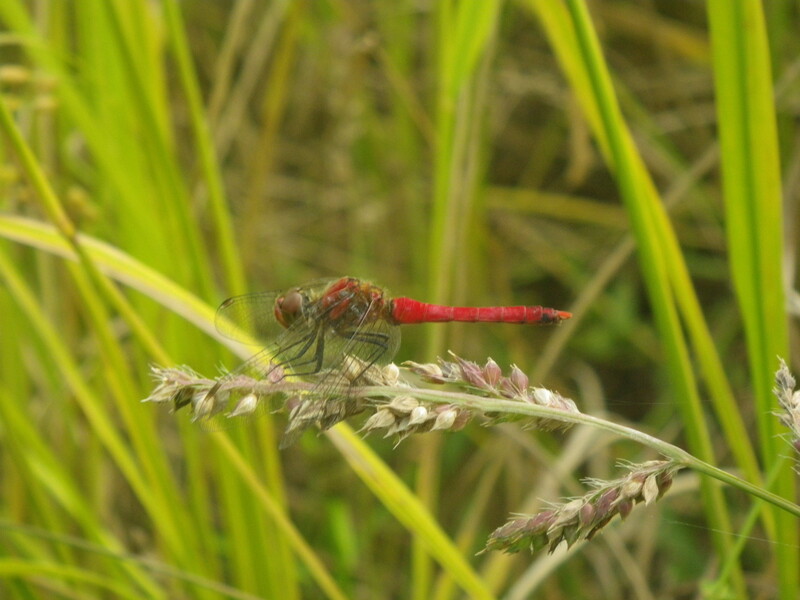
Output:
[{"xmin": 485, "ymin": 461, "xmax": 680, "ymax": 554}]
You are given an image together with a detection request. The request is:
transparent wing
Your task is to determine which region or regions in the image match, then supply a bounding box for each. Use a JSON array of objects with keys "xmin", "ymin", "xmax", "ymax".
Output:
[
  {"xmin": 281, "ymin": 293, "xmax": 401, "ymax": 445},
  {"xmin": 197, "ymin": 278, "xmax": 356, "ymax": 430},
  {"xmin": 197, "ymin": 278, "xmax": 401, "ymax": 439},
  {"xmin": 321, "ymin": 312, "xmax": 400, "ymax": 372},
  {"xmin": 214, "ymin": 291, "xmax": 284, "ymax": 345},
  {"xmin": 194, "ymin": 317, "xmax": 321, "ymax": 431},
  {"xmin": 215, "ymin": 278, "xmax": 336, "ymax": 345}
]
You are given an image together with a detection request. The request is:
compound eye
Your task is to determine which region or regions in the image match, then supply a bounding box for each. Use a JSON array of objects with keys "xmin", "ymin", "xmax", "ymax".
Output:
[{"xmin": 275, "ymin": 289, "xmax": 303, "ymax": 327}]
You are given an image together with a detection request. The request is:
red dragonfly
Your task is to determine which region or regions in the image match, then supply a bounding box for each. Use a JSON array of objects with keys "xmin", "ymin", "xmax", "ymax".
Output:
[{"xmin": 200, "ymin": 276, "xmax": 571, "ymax": 436}]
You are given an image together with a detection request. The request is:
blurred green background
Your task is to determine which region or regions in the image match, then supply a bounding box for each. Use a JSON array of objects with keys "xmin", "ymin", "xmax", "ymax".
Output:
[{"xmin": 0, "ymin": 1, "xmax": 798, "ymax": 598}]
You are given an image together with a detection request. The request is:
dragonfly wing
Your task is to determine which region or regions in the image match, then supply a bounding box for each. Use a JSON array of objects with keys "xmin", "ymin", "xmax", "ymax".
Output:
[
  {"xmin": 197, "ymin": 303, "xmax": 329, "ymax": 430},
  {"xmin": 322, "ymin": 315, "xmax": 400, "ymax": 372},
  {"xmin": 214, "ymin": 278, "xmax": 337, "ymax": 345},
  {"xmin": 202, "ymin": 278, "xmax": 399, "ymax": 441},
  {"xmin": 281, "ymin": 296, "xmax": 401, "ymax": 444},
  {"xmin": 215, "ymin": 291, "xmax": 285, "ymax": 345}
]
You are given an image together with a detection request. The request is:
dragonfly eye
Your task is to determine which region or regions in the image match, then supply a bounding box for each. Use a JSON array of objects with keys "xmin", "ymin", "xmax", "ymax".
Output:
[{"xmin": 275, "ymin": 289, "xmax": 303, "ymax": 328}]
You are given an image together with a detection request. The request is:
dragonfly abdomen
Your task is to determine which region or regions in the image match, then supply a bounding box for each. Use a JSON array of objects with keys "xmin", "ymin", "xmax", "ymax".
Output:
[{"xmin": 390, "ymin": 298, "xmax": 570, "ymax": 324}]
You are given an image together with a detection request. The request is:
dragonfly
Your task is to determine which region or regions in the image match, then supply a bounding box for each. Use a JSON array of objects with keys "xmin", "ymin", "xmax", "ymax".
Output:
[{"xmin": 198, "ymin": 276, "xmax": 571, "ymax": 441}]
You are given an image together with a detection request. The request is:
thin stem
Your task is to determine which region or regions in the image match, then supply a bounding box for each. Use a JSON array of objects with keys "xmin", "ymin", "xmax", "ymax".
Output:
[{"xmin": 364, "ymin": 385, "xmax": 800, "ymax": 518}]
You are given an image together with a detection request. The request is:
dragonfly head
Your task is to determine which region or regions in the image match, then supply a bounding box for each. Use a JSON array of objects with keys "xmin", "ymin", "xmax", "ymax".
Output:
[{"xmin": 275, "ymin": 288, "xmax": 304, "ymax": 328}]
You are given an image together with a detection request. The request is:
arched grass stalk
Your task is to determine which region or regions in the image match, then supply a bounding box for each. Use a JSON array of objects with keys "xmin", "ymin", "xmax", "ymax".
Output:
[{"xmin": 146, "ymin": 355, "xmax": 800, "ymax": 556}]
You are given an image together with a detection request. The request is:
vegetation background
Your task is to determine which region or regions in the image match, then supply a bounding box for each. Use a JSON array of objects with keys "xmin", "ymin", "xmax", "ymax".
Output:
[{"xmin": 0, "ymin": 0, "xmax": 798, "ymax": 598}]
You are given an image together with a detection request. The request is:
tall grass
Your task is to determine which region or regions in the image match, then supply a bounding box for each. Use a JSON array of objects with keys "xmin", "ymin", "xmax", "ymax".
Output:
[{"xmin": 0, "ymin": 1, "xmax": 797, "ymax": 598}]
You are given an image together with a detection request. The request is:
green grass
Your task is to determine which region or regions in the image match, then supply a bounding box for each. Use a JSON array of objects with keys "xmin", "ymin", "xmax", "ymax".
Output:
[{"xmin": 1, "ymin": 1, "xmax": 798, "ymax": 598}]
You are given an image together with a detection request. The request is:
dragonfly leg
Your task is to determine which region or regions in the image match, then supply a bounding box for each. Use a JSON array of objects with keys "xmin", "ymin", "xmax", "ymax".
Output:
[
  {"xmin": 275, "ymin": 326, "xmax": 328, "ymax": 376},
  {"xmin": 336, "ymin": 330, "xmax": 391, "ymax": 379}
]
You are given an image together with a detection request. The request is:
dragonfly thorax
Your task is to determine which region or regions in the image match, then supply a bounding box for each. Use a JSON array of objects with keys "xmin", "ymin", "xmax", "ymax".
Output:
[
  {"xmin": 304, "ymin": 277, "xmax": 389, "ymax": 333},
  {"xmin": 273, "ymin": 278, "xmax": 390, "ymax": 333}
]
